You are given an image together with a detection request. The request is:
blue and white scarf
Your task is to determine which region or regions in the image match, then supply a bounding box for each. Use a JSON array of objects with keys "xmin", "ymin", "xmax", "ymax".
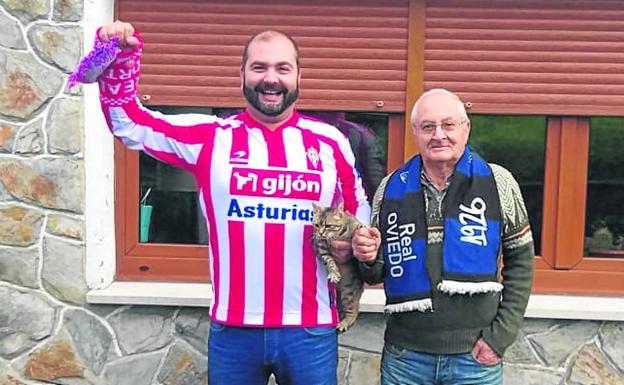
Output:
[{"xmin": 379, "ymin": 147, "xmax": 502, "ymax": 313}]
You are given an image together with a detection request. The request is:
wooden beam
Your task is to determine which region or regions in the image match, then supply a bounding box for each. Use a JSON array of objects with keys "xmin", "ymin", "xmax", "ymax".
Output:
[{"xmin": 403, "ymin": 0, "xmax": 426, "ymax": 160}]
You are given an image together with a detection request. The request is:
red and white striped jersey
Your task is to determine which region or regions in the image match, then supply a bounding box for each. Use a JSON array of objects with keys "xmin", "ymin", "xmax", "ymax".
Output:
[{"xmin": 98, "ymin": 42, "xmax": 371, "ymax": 327}]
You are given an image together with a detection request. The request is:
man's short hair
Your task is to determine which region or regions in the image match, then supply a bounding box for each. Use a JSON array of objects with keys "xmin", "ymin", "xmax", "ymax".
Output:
[
  {"xmin": 241, "ymin": 30, "xmax": 301, "ymax": 70},
  {"xmin": 411, "ymin": 88, "xmax": 469, "ymax": 127}
]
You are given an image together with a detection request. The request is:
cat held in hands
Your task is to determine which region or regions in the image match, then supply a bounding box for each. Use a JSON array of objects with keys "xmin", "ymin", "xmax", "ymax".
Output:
[{"xmin": 312, "ymin": 204, "xmax": 365, "ymax": 332}]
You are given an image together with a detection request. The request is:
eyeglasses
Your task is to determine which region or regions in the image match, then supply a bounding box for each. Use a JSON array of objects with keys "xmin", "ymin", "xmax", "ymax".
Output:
[{"xmin": 417, "ymin": 120, "xmax": 464, "ymax": 135}]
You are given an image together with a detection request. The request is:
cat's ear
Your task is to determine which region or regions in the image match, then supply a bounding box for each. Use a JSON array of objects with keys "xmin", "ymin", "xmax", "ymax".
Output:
[
  {"xmin": 312, "ymin": 203, "xmax": 320, "ymax": 213},
  {"xmin": 336, "ymin": 202, "xmax": 344, "ymax": 212}
]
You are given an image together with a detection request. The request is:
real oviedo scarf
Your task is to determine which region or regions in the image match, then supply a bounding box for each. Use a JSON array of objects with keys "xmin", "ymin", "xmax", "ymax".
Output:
[{"xmin": 379, "ymin": 147, "xmax": 503, "ymax": 314}]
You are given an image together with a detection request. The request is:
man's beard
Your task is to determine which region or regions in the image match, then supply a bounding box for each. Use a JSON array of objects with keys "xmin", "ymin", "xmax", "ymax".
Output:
[{"xmin": 243, "ymin": 80, "xmax": 299, "ymax": 117}]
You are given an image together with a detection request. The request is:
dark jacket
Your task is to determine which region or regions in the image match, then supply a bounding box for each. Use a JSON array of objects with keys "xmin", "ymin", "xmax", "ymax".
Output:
[{"xmin": 311, "ymin": 112, "xmax": 386, "ymax": 202}]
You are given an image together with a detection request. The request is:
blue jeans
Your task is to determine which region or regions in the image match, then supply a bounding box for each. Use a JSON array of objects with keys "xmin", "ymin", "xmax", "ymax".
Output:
[
  {"xmin": 381, "ymin": 343, "xmax": 502, "ymax": 385},
  {"xmin": 208, "ymin": 323, "xmax": 337, "ymax": 385}
]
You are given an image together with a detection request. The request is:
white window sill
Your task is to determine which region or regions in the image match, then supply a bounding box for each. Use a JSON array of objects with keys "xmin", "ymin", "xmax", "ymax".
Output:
[
  {"xmin": 87, "ymin": 282, "xmax": 624, "ymax": 321},
  {"xmin": 87, "ymin": 281, "xmax": 213, "ymax": 307}
]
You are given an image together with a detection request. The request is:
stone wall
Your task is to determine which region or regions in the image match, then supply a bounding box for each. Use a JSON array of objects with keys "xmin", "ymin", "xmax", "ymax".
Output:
[
  {"xmin": 0, "ymin": 1, "xmax": 623, "ymax": 385},
  {"xmin": 340, "ymin": 315, "xmax": 624, "ymax": 385}
]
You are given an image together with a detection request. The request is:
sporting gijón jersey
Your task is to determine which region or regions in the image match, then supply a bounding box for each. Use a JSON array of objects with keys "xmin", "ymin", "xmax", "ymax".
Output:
[{"xmin": 99, "ymin": 42, "xmax": 371, "ymax": 327}]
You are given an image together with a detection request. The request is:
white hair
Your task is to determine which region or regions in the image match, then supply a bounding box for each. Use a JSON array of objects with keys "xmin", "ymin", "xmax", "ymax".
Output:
[{"xmin": 410, "ymin": 88, "xmax": 469, "ymax": 128}]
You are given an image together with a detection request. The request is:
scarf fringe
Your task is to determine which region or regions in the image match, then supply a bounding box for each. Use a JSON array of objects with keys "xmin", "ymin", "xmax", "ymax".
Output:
[
  {"xmin": 437, "ymin": 280, "xmax": 503, "ymax": 295},
  {"xmin": 384, "ymin": 298, "xmax": 432, "ymax": 314}
]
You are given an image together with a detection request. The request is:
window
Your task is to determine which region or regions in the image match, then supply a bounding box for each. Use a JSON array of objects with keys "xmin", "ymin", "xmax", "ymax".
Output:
[
  {"xmin": 465, "ymin": 114, "xmax": 624, "ymax": 295},
  {"xmin": 137, "ymin": 109, "xmax": 391, "ymax": 245},
  {"xmin": 137, "ymin": 106, "xmax": 235, "ymax": 245},
  {"xmin": 116, "ymin": 107, "xmax": 403, "ymax": 281},
  {"xmin": 468, "ymin": 115, "xmax": 546, "ymax": 255},
  {"xmin": 531, "ymin": 117, "xmax": 624, "ymax": 295},
  {"xmin": 139, "ymin": 154, "xmax": 206, "ymax": 244},
  {"xmin": 584, "ymin": 117, "xmax": 624, "ymax": 258},
  {"xmin": 117, "ymin": 110, "xmax": 624, "ymax": 293}
]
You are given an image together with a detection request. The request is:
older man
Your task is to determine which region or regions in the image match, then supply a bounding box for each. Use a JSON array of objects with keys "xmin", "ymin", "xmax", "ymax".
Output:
[
  {"xmin": 96, "ymin": 21, "xmax": 370, "ymax": 385},
  {"xmin": 352, "ymin": 89, "xmax": 534, "ymax": 385}
]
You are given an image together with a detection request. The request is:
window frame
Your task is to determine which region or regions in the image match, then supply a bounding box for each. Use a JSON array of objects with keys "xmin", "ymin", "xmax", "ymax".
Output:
[
  {"xmin": 533, "ymin": 117, "xmax": 624, "ymax": 295},
  {"xmin": 114, "ymin": 113, "xmax": 624, "ymax": 294},
  {"xmin": 114, "ymin": 141, "xmax": 209, "ymax": 282}
]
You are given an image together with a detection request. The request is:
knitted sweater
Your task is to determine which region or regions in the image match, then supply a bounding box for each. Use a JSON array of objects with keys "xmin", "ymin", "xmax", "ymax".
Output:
[{"xmin": 359, "ymin": 163, "xmax": 534, "ymax": 356}]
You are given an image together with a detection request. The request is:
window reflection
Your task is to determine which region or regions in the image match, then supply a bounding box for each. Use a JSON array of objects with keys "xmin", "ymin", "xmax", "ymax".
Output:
[
  {"xmin": 304, "ymin": 111, "xmax": 388, "ymax": 202},
  {"xmin": 468, "ymin": 115, "xmax": 546, "ymax": 255},
  {"xmin": 138, "ymin": 107, "xmax": 388, "ymax": 244},
  {"xmin": 585, "ymin": 117, "xmax": 624, "ymax": 257},
  {"xmin": 140, "ymin": 153, "xmax": 207, "ymax": 244},
  {"xmin": 138, "ymin": 105, "xmax": 224, "ymax": 244}
]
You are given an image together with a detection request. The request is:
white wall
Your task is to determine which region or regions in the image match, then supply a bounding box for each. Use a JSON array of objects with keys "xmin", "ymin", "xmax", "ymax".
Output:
[{"xmin": 84, "ymin": 0, "xmax": 116, "ymax": 288}]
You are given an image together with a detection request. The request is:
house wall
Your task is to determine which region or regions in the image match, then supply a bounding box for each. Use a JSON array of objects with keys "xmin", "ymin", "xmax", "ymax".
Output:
[{"xmin": 0, "ymin": 1, "xmax": 623, "ymax": 384}]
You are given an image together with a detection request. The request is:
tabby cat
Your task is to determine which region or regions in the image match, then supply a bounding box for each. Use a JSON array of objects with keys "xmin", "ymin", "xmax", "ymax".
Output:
[{"xmin": 312, "ymin": 203, "xmax": 365, "ymax": 332}]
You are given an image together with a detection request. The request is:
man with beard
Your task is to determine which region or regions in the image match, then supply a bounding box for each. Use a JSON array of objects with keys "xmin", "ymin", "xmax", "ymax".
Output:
[{"xmin": 95, "ymin": 21, "xmax": 370, "ymax": 385}]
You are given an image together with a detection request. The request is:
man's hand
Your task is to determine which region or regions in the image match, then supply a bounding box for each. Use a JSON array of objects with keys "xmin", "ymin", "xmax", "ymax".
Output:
[
  {"xmin": 471, "ymin": 338, "xmax": 501, "ymax": 365},
  {"xmin": 329, "ymin": 240, "xmax": 352, "ymax": 264},
  {"xmin": 98, "ymin": 20, "xmax": 140, "ymax": 50},
  {"xmin": 352, "ymin": 226, "xmax": 381, "ymax": 263}
]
